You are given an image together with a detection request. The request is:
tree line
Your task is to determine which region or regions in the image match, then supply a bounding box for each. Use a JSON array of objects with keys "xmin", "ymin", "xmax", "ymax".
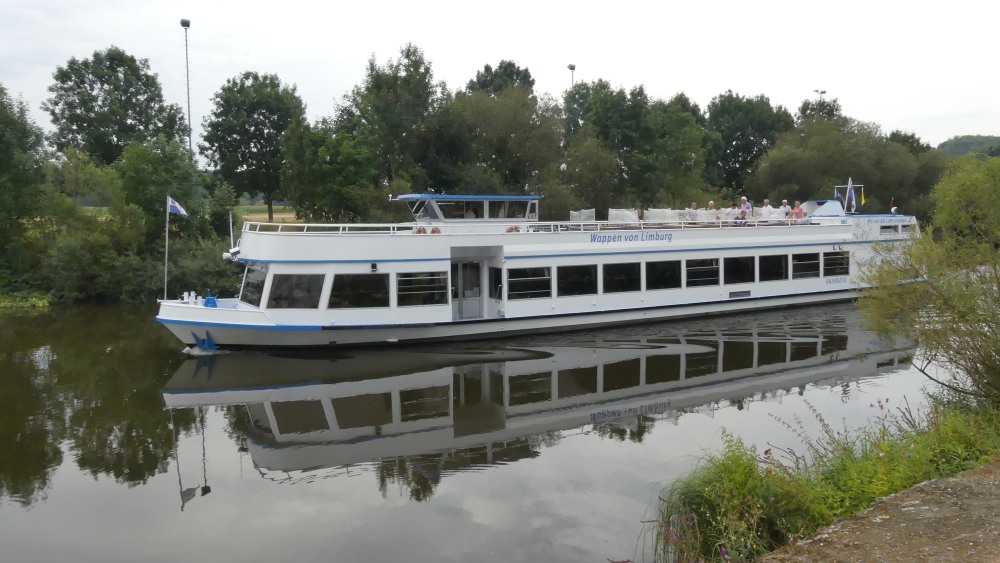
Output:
[{"xmin": 0, "ymin": 43, "xmax": 976, "ymax": 302}]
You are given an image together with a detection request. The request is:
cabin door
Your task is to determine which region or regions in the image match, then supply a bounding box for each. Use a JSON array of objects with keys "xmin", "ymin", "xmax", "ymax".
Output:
[{"xmin": 451, "ymin": 261, "xmax": 482, "ymax": 320}]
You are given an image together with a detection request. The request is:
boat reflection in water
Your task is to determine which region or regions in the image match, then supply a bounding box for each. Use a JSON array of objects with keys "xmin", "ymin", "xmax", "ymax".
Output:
[{"xmin": 162, "ymin": 305, "xmax": 913, "ymax": 490}]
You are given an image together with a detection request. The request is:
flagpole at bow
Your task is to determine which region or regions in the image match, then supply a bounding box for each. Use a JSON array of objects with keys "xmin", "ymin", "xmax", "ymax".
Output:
[
  {"xmin": 164, "ymin": 196, "xmax": 170, "ymax": 300},
  {"xmin": 164, "ymin": 196, "xmax": 189, "ymax": 300}
]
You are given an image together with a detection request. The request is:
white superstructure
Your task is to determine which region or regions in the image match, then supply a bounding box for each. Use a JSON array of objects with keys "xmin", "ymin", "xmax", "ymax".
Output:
[{"xmin": 156, "ymin": 193, "xmax": 918, "ymax": 349}]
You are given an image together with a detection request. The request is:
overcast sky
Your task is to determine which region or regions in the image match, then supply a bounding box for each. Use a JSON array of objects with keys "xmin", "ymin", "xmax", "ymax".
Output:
[{"xmin": 4, "ymin": 0, "xmax": 998, "ymax": 151}]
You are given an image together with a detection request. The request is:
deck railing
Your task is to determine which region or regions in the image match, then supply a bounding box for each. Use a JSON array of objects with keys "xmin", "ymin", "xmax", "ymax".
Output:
[{"xmin": 241, "ymin": 218, "xmax": 832, "ymax": 235}]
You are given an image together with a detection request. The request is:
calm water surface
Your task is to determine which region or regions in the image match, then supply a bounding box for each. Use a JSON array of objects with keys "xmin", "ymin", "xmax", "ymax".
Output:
[{"xmin": 0, "ymin": 304, "xmax": 931, "ymax": 562}]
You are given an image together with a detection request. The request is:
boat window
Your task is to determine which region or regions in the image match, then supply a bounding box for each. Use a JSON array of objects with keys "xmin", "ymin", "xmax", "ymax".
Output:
[
  {"xmin": 488, "ymin": 201, "xmax": 508, "ymax": 219},
  {"xmin": 823, "ymin": 251, "xmax": 850, "ymax": 276},
  {"xmin": 558, "ymin": 366, "xmax": 598, "ymax": 398},
  {"xmin": 508, "ymin": 372, "xmax": 552, "ymax": 405},
  {"xmin": 759, "ymin": 255, "xmax": 789, "ymax": 282},
  {"xmin": 331, "ymin": 393, "xmax": 393, "ymax": 428},
  {"xmin": 792, "ymin": 253, "xmax": 821, "ymax": 279},
  {"xmin": 603, "ymin": 262, "xmax": 641, "ymax": 293},
  {"xmin": 397, "ymin": 272, "xmax": 449, "ymax": 306},
  {"xmin": 239, "ymin": 264, "xmax": 268, "ymax": 307},
  {"xmin": 686, "ymin": 258, "xmax": 720, "ymax": 287},
  {"xmin": 267, "ymin": 274, "xmax": 325, "ymax": 309},
  {"xmin": 646, "ymin": 354, "xmax": 681, "ymax": 383},
  {"xmin": 557, "ymin": 265, "xmax": 598, "ymax": 296},
  {"xmin": 507, "ymin": 267, "xmax": 551, "ymax": 299},
  {"xmin": 900, "ymin": 223, "xmax": 916, "ymax": 234},
  {"xmin": 400, "ymin": 386, "xmax": 450, "ymax": 422},
  {"xmin": 436, "ymin": 201, "xmax": 468, "ymax": 220},
  {"xmin": 489, "ymin": 267, "xmax": 502, "ymax": 299},
  {"xmin": 603, "ymin": 359, "xmax": 641, "ymax": 391},
  {"xmin": 646, "ymin": 260, "xmax": 682, "ymax": 290},
  {"xmin": 270, "ymin": 400, "xmax": 329, "ymax": 434},
  {"xmin": 880, "ymin": 225, "xmax": 899, "ymax": 235},
  {"xmin": 506, "ymin": 200, "xmax": 529, "ymax": 219},
  {"xmin": 724, "ymin": 257, "xmax": 756, "ymax": 285},
  {"xmin": 410, "ymin": 200, "xmax": 441, "ymax": 220},
  {"xmin": 329, "ymin": 274, "xmax": 390, "ymax": 308}
]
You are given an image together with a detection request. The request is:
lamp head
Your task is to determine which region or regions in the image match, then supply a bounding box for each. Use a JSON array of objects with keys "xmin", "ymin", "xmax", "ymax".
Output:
[{"xmin": 180, "ymin": 19, "xmax": 190, "ymax": 28}]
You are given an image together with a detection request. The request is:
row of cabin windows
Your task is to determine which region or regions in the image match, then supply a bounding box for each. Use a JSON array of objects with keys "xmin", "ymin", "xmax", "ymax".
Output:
[
  {"xmin": 241, "ymin": 270, "xmax": 449, "ymax": 309},
  {"xmin": 506, "ymin": 251, "xmax": 850, "ymax": 300},
  {"xmin": 240, "ymin": 250, "xmax": 851, "ymax": 308}
]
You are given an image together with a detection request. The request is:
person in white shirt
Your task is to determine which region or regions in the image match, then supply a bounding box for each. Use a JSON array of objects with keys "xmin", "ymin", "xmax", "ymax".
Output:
[
  {"xmin": 777, "ymin": 199, "xmax": 791, "ymax": 217},
  {"xmin": 760, "ymin": 198, "xmax": 774, "ymax": 219},
  {"xmin": 724, "ymin": 203, "xmax": 739, "ymax": 222}
]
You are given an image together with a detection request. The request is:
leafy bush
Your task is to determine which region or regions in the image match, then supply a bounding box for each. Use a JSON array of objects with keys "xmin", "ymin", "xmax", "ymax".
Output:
[{"xmin": 657, "ymin": 399, "xmax": 1000, "ymax": 560}]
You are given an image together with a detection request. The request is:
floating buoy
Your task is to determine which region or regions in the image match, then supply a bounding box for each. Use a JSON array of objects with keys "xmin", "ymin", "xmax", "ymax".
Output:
[
  {"xmin": 430, "ymin": 227, "xmax": 441, "ymax": 234},
  {"xmin": 415, "ymin": 227, "xmax": 427, "ymax": 234},
  {"xmin": 505, "ymin": 225, "xmax": 520, "ymax": 233}
]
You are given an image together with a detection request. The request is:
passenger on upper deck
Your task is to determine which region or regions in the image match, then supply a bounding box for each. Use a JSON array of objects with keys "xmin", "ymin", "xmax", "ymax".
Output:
[
  {"xmin": 740, "ymin": 196, "xmax": 752, "ymax": 215},
  {"xmin": 724, "ymin": 203, "xmax": 739, "ymax": 222},
  {"xmin": 790, "ymin": 201, "xmax": 805, "ymax": 219},
  {"xmin": 778, "ymin": 199, "xmax": 791, "ymax": 217},
  {"xmin": 687, "ymin": 202, "xmax": 699, "ymax": 222},
  {"xmin": 735, "ymin": 209, "xmax": 748, "ymax": 226},
  {"xmin": 760, "ymin": 199, "xmax": 774, "ymax": 218}
]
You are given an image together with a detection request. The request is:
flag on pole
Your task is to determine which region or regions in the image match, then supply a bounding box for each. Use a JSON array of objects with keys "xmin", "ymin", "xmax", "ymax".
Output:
[
  {"xmin": 860, "ymin": 186, "xmax": 866, "ymax": 206},
  {"xmin": 167, "ymin": 196, "xmax": 188, "ymax": 216},
  {"xmin": 846, "ymin": 178, "xmax": 857, "ymax": 213}
]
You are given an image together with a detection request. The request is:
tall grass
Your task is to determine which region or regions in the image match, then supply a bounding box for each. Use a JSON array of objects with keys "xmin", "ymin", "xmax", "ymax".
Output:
[{"xmin": 655, "ymin": 396, "xmax": 1000, "ymax": 561}]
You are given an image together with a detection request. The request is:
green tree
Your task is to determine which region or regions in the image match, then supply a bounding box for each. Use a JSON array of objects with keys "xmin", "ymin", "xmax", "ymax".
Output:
[
  {"xmin": 282, "ymin": 117, "xmax": 382, "ymax": 222},
  {"xmin": 336, "ymin": 44, "xmax": 444, "ymax": 189},
  {"xmin": 797, "ymin": 97, "xmax": 843, "ymax": 122},
  {"xmin": 41, "ymin": 46, "xmax": 188, "ymax": 165},
  {"xmin": 200, "ymin": 72, "xmax": 305, "ymax": 221},
  {"xmin": 466, "ymin": 60, "xmax": 535, "ymax": 95},
  {"xmin": 561, "ymin": 127, "xmax": 622, "ymax": 219},
  {"xmin": 860, "ymin": 155, "xmax": 1000, "ymax": 401},
  {"xmin": 447, "ymin": 86, "xmax": 562, "ymax": 195},
  {"xmin": 937, "ymin": 135, "xmax": 1000, "ymax": 156},
  {"xmin": 0, "ymin": 84, "xmax": 48, "ymax": 290},
  {"xmin": 888, "ymin": 130, "xmax": 931, "ymax": 157},
  {"xmin": 116, "ymin": 136, "xmax": 202, "ymax": 246},
  {"xmin": 707, "ymin": 90, "xmax": 794, "ymax": 193}
]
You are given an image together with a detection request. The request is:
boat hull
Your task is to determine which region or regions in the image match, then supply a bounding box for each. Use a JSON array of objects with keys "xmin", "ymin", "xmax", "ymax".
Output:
[{"xmin": 157, "ymin": 288, "xmax": 859, "ymax": 348}]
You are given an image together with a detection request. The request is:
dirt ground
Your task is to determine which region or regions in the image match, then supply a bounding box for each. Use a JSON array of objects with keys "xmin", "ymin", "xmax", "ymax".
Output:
[{"xmin": 761, "ymin": 457, "xmax": 1000, "ymax": 562}]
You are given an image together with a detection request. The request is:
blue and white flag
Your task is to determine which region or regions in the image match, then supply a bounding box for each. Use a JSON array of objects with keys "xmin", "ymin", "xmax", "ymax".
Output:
[{"xmin": 167, "ymin": 196, "xmax": 188, "ymax": 216}]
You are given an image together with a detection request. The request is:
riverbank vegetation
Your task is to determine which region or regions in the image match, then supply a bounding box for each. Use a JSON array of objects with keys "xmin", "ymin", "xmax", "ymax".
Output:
[
  {"xmin": 2, "ymin": 43, "xmax": 988, "ymax": 304},
  {"xmin": 654, "ymin": 155, "xmax": 1000, "ymax": 560},
  {"xmin": 656, "ymin": 397, "xmax": 1000, "ymax": 561}
]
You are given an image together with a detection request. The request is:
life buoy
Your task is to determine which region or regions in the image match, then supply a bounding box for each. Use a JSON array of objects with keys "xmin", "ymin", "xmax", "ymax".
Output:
[
  {"xmin": 505, "ymin": 226, "xmax": 520, "ymax": 233},
  {"xmin": 430, "ymin": 227, "xmax": 441, "ymax": 234},
  {"xmin": 415, "ymin": 227, "xmax": 427, "ymax": 234}
]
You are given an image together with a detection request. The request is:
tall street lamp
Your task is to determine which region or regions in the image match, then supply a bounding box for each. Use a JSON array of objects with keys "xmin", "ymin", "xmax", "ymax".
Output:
[
  {"xmin": 813, "ymin": 89, "xmax": 826, "ymax": 101},
  {"xmin": 180, "ymin": 19, "xmax": 192, "ymax": 154},
  {"xmin": 567, "ymin": 64, "xmax": 576, "ymax": 87}
]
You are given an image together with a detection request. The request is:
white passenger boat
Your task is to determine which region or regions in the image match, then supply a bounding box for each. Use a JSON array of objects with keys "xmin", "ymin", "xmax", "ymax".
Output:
[{"xmin": 155, "ymin": 193, "xmax": 917, "ymax": 349}]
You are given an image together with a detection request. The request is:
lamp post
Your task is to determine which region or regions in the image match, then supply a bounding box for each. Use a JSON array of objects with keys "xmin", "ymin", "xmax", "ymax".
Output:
[
  {"xmin": 180, "ymin": 19, "xmax": 192, "ymax": 154},
  {"xmin": 813, "ymin": 89, "xmax": 826, "ymax": 101},
  {"xmin": 567, "ymin": 64, "xmax": 576, "ymax": 87}
]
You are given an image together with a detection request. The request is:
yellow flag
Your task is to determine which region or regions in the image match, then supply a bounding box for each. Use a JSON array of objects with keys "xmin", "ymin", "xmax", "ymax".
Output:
[{"xmin": 861, "ymin": 187, "xmax": 865, "ymax": 206}]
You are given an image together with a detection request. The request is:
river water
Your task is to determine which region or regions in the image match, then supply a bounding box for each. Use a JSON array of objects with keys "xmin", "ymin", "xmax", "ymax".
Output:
[{"xmin": 0, "ymin": 303, "xmax": 932, "ymax": 562}]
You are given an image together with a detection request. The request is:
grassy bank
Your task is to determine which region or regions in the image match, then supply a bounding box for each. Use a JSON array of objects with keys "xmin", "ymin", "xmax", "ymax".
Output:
[
  {"xmin": 0, "ymin": 290, "xmax": 51, "ymax": 313},
  {"xmin": 655, "ymin": 396, "xmax": 1000, "ymax": 561}
]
